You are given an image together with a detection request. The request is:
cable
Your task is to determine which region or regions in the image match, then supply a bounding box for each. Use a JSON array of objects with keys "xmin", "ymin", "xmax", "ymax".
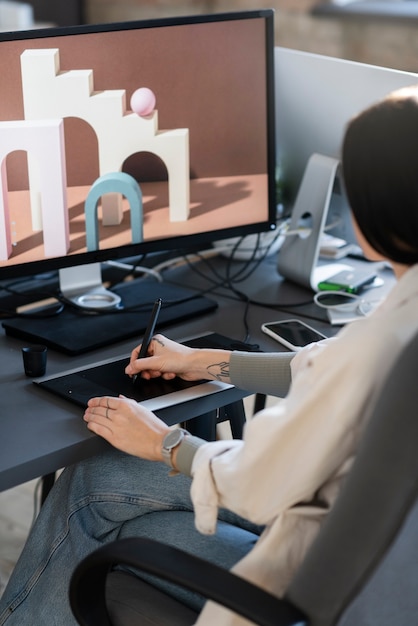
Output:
[
  {"xmin": 151, "ymin": 247, "xmax": 232, "ymax": 274},
  {"xmin": 0, "ymin": 217, "xmax": 316, "ymax": 324},
  {"xmin": 0, "ymin": 279, "xmax": 65, "ymax": 319},
  {"xmin": 105, "ymin": 260, "xmax": 163, "ymax": 282},
  {"xmin": 160, "ymin": 224, "xmax": 308, "ymax": 343}
]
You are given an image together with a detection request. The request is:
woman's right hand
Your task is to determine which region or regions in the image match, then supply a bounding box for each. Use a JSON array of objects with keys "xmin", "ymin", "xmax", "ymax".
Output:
[{"xmin": 125, "ymin": 334, "xmax": 232, "ymax": 383}]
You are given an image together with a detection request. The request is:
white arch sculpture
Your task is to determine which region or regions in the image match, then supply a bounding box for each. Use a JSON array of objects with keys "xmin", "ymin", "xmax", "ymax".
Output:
[
  {"xmin": 20, "ymin": 48, "xmax": 190, "ymax": 226},
  {"xmin": 0, "ymin": 119, "xmax": 69, "ymax": 261}
]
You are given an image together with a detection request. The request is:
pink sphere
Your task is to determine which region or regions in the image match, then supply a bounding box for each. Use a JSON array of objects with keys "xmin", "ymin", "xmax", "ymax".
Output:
[{"xmin": 130, "ymin": 87, "xmax": 156, "ymax": 117}]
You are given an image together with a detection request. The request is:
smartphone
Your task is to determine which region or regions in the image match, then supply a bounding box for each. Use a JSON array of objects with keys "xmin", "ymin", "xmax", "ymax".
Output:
[{"xmin": 261, "ymin": 319, "xmax": 327, "ymax": 351}]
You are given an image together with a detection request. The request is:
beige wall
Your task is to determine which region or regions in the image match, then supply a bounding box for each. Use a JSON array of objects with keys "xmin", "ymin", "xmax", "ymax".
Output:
[{"xmin": 84, "ymin": 0, "xmax": 418, "ymax": 73}]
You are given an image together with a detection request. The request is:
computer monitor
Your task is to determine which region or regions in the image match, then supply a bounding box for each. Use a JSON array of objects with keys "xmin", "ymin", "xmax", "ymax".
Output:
[
  {"xmin": 274, "ymin": 47, "xmax": 418, "ymax": 290},
  {"xmin": 0, "ymin": 9, "xmax": 276, "ymax": 310},
  {"xmin": 275, "ymin": 46, "xmax": 418, "ymax": 202}
]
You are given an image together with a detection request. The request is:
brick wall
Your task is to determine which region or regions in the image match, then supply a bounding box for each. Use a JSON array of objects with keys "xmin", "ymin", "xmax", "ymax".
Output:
[{"xmin": 84, "ymin": 0, "xmax": 418, "ymax": 73}]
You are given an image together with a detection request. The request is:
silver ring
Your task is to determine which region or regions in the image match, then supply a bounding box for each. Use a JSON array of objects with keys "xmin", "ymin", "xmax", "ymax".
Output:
[{"xmin": 106, "ymin": 407, "xmax": 109, "ymax": 419}]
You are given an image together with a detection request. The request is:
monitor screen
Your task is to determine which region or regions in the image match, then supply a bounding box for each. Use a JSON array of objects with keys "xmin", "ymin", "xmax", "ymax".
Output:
[
  {"xmin": 0, "ymin": 9, "xmax": 276, "ymax": 287},
  {"xmin": 275, "ymin": 47, "xmax": 418, "ymax": 202}
]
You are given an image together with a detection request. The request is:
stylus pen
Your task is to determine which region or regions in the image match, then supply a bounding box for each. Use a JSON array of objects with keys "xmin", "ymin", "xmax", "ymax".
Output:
[{"xmin": 133, "ymin": 298, "xmax": 162, "ymax": 384}]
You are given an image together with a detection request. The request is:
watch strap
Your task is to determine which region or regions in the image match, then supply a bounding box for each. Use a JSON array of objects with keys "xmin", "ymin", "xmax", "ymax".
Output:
[{"xmin": 161, "ymin": 428, "xmax": 189, "ymax": 469}]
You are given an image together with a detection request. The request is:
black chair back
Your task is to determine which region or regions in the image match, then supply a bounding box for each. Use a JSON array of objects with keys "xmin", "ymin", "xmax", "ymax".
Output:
[{"xmin": 287, "ymin": 331, "xmax": 418, "ymax": 625}]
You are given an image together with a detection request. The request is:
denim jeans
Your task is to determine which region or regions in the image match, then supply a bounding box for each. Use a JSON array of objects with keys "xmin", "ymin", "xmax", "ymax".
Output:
[{"xmin": 0, "ymin": 449, "xmax": 260, "ymax": 625}]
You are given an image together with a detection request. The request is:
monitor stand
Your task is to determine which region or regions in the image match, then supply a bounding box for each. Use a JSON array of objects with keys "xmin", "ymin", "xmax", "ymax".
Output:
[
  {"xmin": 277, "ymin": 153, "xmax": 352, "ymax": 291},
  {"xmin": 59, "ymin": 262, "xmax": 122, "ymax": 310}
]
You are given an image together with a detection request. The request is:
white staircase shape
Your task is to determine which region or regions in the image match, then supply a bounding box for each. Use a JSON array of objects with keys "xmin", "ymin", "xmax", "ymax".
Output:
[
  {"xmin": 0, "ymin": 119, "xmax": 69, "ymax": 261},
  {"xmin": 20, "ymin": 48, "xmax": 190, "ymax": 227}
]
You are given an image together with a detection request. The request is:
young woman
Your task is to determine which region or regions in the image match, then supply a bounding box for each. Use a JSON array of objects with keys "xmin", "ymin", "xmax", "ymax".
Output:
[{"xmin": 1, "ymin": 85, "xmax": 418, "ymax": 626}]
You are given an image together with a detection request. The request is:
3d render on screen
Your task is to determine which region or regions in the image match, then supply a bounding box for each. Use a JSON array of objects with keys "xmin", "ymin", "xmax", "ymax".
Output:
[
  {"xmin": 2, "ymin": 44, "xmax": 190, "ymax": 263},
  {"xmin": 0, "ymin": 13, "xmax": 273, "ymax": 273}
]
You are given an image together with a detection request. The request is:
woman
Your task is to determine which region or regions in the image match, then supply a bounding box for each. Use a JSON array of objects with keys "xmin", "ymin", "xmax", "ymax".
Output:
[{"xmin": 1, "ymin": 86, "xmax": 418, "ymax": 626}]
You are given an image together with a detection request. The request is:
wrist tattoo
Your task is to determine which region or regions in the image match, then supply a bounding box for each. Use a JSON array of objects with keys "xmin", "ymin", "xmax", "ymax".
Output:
[{"xmin": 207, "ymin": 361, "xmax": 230, "ymax": 381}]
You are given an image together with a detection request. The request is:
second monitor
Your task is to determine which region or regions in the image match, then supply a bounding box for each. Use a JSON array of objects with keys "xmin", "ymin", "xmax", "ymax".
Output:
[{"xmin": 275, "ymin": 47, "xmax": 418, "ymax": 290}]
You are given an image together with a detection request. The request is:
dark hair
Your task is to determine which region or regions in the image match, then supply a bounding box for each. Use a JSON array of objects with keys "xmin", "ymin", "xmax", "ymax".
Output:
[{"xmin": 342, "ymin": 86, "xmax": 418, "ymax": 265}]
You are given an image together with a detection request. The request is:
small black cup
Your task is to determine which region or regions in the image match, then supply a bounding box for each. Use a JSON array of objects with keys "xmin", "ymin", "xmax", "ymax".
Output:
[{"xmin": 22, "ymin": 345, "xmax": 47, "ymax": 377}]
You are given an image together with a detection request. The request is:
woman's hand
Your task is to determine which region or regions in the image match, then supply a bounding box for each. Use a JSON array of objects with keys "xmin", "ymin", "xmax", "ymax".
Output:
[
  {"xmin": 125, "ymin": 334, "xmax": 232, "ymax": 384},
  {"xmin": 84, "ymin": 395, "xmax": 170, "ymax": 460}
]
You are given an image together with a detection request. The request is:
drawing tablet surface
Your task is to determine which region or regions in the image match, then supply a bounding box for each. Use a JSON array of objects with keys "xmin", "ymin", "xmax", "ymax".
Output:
[
  {"xmin": 35, "ymin": 333, "xmax": 255, "ymax": 409},
  {"xmin": 36, "ymin": 355, "xmax": 204, "ymax": 408}
]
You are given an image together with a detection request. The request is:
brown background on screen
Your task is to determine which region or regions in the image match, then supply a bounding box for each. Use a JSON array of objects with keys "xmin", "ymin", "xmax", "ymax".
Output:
[{"xmin": 0, "ymin": 18, "xmax": 268, "ymax": 189}]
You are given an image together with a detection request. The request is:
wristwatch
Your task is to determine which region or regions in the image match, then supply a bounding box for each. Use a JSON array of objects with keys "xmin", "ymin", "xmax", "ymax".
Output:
[{"xmin": 161, "ymin": 428, "xmax": 189, "ymax": 469}]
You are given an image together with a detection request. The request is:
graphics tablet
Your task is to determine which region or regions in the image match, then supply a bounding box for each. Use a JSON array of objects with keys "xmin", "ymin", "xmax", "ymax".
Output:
[{"xmin": 35, "ymin": 333, "xmax": 255, "ymax": 411}]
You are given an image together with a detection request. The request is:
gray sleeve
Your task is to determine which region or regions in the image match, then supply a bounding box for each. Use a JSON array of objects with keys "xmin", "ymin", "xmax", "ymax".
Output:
[
  {"xmin": 175, "ymin": 435, "xmax": 206, "ymax": 477},
  {"xmin": 174, "ymin": 352, "xmax": 294, "ymax": 476},
  {"xmin": 229, "ymin": 350, "xmax": 294, "ymax": 397}
]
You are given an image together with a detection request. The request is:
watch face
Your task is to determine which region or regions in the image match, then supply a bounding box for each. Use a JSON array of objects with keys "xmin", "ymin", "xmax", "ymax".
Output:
[
  {"xmin": 164, "ymin": 429, "xmax": 184, "ymax": 450},
  {"xmin": 162, "ymin": 429, "xmax": 187, "ymax": 469}
]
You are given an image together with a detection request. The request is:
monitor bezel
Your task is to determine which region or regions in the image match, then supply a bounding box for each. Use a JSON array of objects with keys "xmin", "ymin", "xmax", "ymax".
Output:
[{"xmin": 0, "ymin": 9, "xmax": 277, "ymax": 280}]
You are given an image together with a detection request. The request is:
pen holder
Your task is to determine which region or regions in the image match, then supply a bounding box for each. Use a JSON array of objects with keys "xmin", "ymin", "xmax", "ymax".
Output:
[{"xmin": 22, "ymin": 345, "xmax": 47, "ymax": 377}]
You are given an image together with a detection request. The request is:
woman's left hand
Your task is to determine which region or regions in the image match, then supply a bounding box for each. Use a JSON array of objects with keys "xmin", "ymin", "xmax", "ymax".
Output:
[{"xmin": 83, "ymin": 395, "xmax": 170, "ymax": 460}]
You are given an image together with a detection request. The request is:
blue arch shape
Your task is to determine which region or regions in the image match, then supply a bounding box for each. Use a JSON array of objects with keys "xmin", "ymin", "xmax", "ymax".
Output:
[{"xmin": 84, "ymin": 172, "xmax": 143, "ymax": 251}]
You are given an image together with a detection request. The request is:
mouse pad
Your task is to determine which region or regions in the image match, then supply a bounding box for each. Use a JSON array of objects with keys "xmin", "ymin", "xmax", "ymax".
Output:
[{"xmin": 3, "ymin": 281, "xmax": 217, "ymax": 355}]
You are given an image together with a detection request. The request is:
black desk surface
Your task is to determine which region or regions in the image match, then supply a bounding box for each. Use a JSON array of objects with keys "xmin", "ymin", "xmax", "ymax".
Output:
[
  {"xmin": 0, "ymin": 300, "xmax": 251, "ymax": 492},
  {"xmin": 0, "ymin": 254, "xmax": 392, "ymax": 491}
]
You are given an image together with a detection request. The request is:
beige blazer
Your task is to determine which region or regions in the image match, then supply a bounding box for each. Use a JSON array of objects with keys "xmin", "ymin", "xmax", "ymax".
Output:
[{"xmin": 192, "ymin": 264, "xmax": 418, "ymax": 626}]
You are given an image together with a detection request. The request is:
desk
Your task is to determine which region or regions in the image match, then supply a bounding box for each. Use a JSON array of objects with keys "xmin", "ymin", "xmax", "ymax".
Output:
[
  {"xmin": 0, "ymin": 305, "xmax": 249, "ymax": 492},
  {"xmin": 0, "ymin": 254, "xmax": 392, "ymax": 492}
]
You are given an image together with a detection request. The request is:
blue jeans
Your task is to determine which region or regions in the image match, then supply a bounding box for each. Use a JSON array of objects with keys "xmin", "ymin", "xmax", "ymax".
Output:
[{"xmin": 0, "ymin": 449, "xmax": 260, "ymax": 625}]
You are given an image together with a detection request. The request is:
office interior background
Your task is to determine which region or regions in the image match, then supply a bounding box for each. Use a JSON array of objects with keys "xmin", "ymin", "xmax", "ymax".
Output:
[
  {"xmin": 9, "ymin": 0, "xmax": 417, "ymax": 72},
  {"xmin": 0, "ymin": 0, "xmax": 417, "ymax": 603}
]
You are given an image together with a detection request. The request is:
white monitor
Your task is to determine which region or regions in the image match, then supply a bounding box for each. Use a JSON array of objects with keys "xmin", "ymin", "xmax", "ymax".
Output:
[
  {"xmin": 274, "ymin": 48, "xmax": 418, "ymax": 290},
  {"xmin": 275, "ymin": 47, "xmax": 418, "ymax": 201}
]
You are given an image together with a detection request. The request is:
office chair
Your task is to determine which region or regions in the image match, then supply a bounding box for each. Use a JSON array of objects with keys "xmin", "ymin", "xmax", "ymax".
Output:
[{"xmin": 69, "ymin": 331, "xmax": 418, "ymax": 626}]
